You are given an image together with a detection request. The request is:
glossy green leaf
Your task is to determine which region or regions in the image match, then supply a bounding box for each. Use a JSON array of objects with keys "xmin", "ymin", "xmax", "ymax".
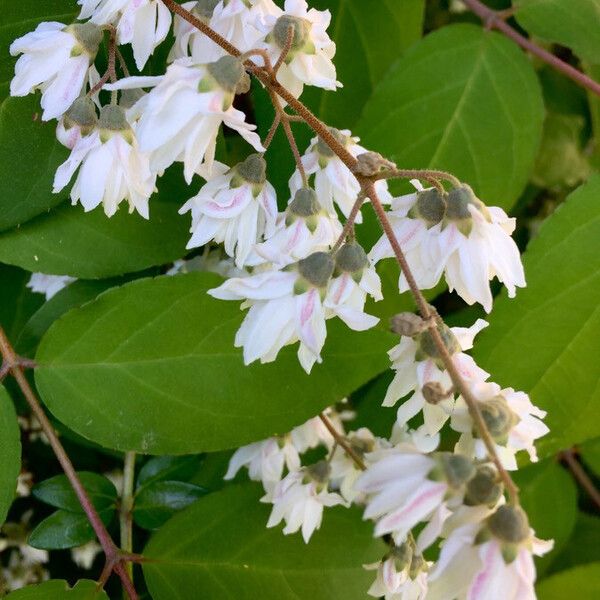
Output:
[
  {"xmin": 133, "ymin": 481, "xmax": 207, "ymax": 529},
  {"xmin": 550, "ymin": 513, "xmax": 600, "ymax": 572},
  {"xmin": 143, "ymin": 484, "xmax": 384, "ymax": 599},
  {"xmin": 0, "ymin": 386, "xmax": 21, "ymax": 526},
  {"xmin": 137, "ymin": 456, "xmax": 203, "ymax": 489},
  {"xmin": 357, "ymin": 24, "xmax": 544, "ymax": 209},
  {"xmin": 0, "ymin": 96, "xmax": 69, "ymax": 230},
  {"xmin": 0, "ymin": 189, "xmax": 189, "ymax": 279},
  {"xmin": 33, "ymin": 472, "xmax": 117, "ymax": 512},
  {"xmin": 580, "ymin": 437, "xmax": 600, "ymax": 476},
  {"xmin": 35, "ymin": 273, "xmax": 394, "ymax": 454},
  {"xmin": 0, "ymin": 264, "xmax": 44, "ymax": 342},
  {"xmin": 474, "ymin": 176, "xmax": 600, "ymax": 457},
  {"xmin": 514, "ymin": 0, "xmax": 600, "ymax": 63},
  {"xmin": 537, "ymin": 562, "xmax": 600, "ymax": 599},
  {"xmin": 28, "ymin": 508, "xmax": 113, "ymax": 550},
  {"xmin": 5, "ymin": 579, "xmax": 109, "ymax": 600},
  {"xmin": 513, "ymin": 460, "xmax": 578, "ymax": 574}
]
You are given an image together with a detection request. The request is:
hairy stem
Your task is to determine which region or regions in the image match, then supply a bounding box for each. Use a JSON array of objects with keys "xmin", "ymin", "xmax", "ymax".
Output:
[
  {"xmin": 319, "ymin": 413, "xmax": 366, "ymax": 471},
  {"xmin": 160, "ymin": 0, "xmax": 520, "ymax": 505},
  {"xmin": 462, "ymin": 0, "xmax": 600, "ymax": 98},
  {"xmin": 120, "ymin": 451, "xmax": 136, "ymax": 585},
  {"xmin": 0, "ymin": 327, "xmax": 138, "ymax": 600},
  {"xmin": 561, "ymin": 449, "xmax": 600, "ymax": 511}
]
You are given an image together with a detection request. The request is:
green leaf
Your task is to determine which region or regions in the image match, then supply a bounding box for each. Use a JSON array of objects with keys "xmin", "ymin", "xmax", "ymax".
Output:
[
  {"xmin": 28, "ymin": 508, "xmax": 113, "ymax": 550},
  {"xmin": 514, "ymin": 0, "xmax": 600, "ymax": 64},
  {"xmin": 142, "ymin": 484, "xmax": 384, "ymax": 599},
  {"xmin": 0, "ymin": 182, "xmax": 189, "ymax": 278},
  {"xmin": 0, "ymin": 264, "xmax": 44, "ymax": 342},
  {"xmin": 0, "ymin": 96, "xmax": 69, "ymax": 230},
  {"xmin": 134, "ymin": 481, "xmax": 207, "ymax": 529},
  {"xmin": 0, "ymin": 386, "xmax": 21, "ymax": 526},
  {"xmin": 474, "ymin": 176, "xmax": 600, "ymax": 457},
  {"xmin": 513, "ymin": 460, "xmax": 578, "ymax": 575},
  {"xmin": 4, "ymin": 579, "xmax": 109, "ymax": 600},
  {"xmin": 15, "ymin": 278, "xmax": 130, "ymax": 357},
  {"xmin": 357, "ymin": 24, "xmax": 544, "ymax": 209},
  {"xmin": 35, "ymin": 273, "xmax": 394, "ymax": 454},
  {"xmin": 580, "ymin": 437, "xmax": 600, "ymax": 476},
  {"xmin": 550, "ymin": 513, "xmax": 600, "ymax": 572},
  {"xmin": 537, "ymin": 562, "xmax": 600, "ymax": 599},
  {"xmin": 33, "ymin": 472, "xmax": 117, "ymax": 512},
  {"xmin": 137, "ymin": 456, "xmax": 203, "ymax": 489}
]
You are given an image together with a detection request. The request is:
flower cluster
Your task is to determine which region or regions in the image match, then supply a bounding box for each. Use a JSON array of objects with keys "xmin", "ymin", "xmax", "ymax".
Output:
[{"xmin": 10, "ymin": 1, "xmax": 551, "ymax": 598}]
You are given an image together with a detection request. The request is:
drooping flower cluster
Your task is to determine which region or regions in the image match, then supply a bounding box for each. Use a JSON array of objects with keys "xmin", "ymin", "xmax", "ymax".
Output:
[{"xmin": 9, "ymin": 1, "xmax": 551, "ymax": 598}]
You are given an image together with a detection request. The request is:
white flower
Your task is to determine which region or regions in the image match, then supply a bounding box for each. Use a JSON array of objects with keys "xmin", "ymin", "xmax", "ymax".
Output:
[
  {"xmin": 27, "ymin": 273, "xmax": 76, "ymax": 301},
  {"xmin": 356, "ymin": 449, "xmax": 475, "ymax": 545},
  {"xmin": 452, "ymin": 381, "xmax": 549, "ymax": 470},
  {"xmin": 259, "ymin": 0, "xmax": 340, "ymax": 98},
  {"xmin": 290, "ymin": 130, "xmax": 392, "ymax": 221},
  {"xmin": 180, "ymin": 155, "xmax": 277, "ymax": 267},
  {"xmin": 71, "ymin": 541, "xmax": 102, "ymax": 570},
  {"xmin": 55, "ymin": 97, "xmax": 99, "ymax": 150},
  {"xmin": 225, "ymin": 437, "xmax": 300, "ymax": 493},
  {"xmin": 383, "ymin": 319, "xmax": 489, "ymax": 435},
  {"xmin": 253, "ymin": 187, "xmax": 343, "ymax": 266},
  {"xmin": 78, "ymin": 0, "xmax": 172, "ymax": 69},
  {"xmin": 109, "ymin": 57, "xmax": 263, "ymax": 182},
  {"xmin": 289, "ymin": 408, "xmax": 346, "ymax": 452},
  {"xmin": 170, "ymin": 0, "xmax": 279, "ymax": 63},
  {"xmin": 53, "ymin": 105, "xmax": 156, "ymax": 219},
  {"xmin": 427, "ymin": 506, "xmax": 553, "ymax": 600},
  {"xmin": 365, "ymin": 541, "xmax": 429, "ymax": 600},
  {"xmin": 263, "ymin": 462, "xmax": 346, "ymax": 543},
  {"xmin": 370, "ymin": 182, "xmax": 525, "ymax": 313},
  {"xmin": 209, "ymin": 251, "xmax": 379, "ymax": 373},
  {"xmin": 10, "ymin": 22, "xmax": 102, "ymax": 121}
]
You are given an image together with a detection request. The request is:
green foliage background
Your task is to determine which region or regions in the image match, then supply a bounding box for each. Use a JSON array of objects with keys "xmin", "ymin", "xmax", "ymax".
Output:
[{"xmin": 1, "ymin": 0, "xmax": 599, "ymax": 597}]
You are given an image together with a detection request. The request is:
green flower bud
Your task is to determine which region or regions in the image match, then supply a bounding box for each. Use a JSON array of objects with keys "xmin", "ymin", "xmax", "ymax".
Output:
[
  {"xmin": 288, "ymin": 188, "xmax": 320, "ymax": 217},
  {"xmin": 296, "ymin": 251, "xmax": 335, "ymax": 290},
  {"xmin": 272, "ymin": 15, "xmax": 314, "ymax": 59},
  {"xmin": 305, "ymin": 460, "xmax": 331, "ymax": 484},
  {"xmin": 119, "ymin": 89, "xmax": 145, "ymax": 110},
  {"xmin": 193, "ymin": 0, "xmax": 220, "ymax": 20},
  {"xmin": 408, "ymin": 188, "xmax": 447, "ymax": 227},
  {"xmin": 430, "ymin": 452, "xmax": 476, "ymax": 490},
  {"xmin": 464, "ymin": 465, "xmax": 503, "ymax": 507},
  {"xmin": 205, "ymin": 55, "xmax": 250, "ymax": 98},
  {"xmin": 444, "ymin": 184, "xmax": 490, "ymax": 235},
  {"xmin": 334, "ymin": 241, "xmax": 368, "ymax": 276},
  {"xmin": 488, "ymin": 505, "xmax": 530, "ymax": 545},
  {"xmin": 415, "ymin": 322, "xmax": 461, "ymax": 365},
  {"xmin": 63, "ymin": 97, "xmax": 97, "ymax": 136},
  {"xmin": 479, "ymin": 396, "xmax": 519, "ymax": 443},
  {"xmin": 316, "ymin": 128, "xmax": 348, "ymax": 159},
  {"xmin": 98, "ymin": 105, "xmax": 133, "ymax": 144},
  {"xmin": 235, "ymin": 154, "xmax": 267, "ymax": 185},
  {"xmin": 389, "ymin": 541, "xmax": 413, "ymax": 572},
  {"xmin": 67, "ymin": 23, "xmax": 103, "ymax": 57}
]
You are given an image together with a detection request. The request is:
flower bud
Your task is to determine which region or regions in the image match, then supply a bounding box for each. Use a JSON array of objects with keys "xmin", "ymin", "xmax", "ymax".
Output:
[
  {"xmin": 353, "ymin": 152, "xmax": 395, "ymax": 177},
  {"xmin": 408, "ymin": 188, "xmax": 447, "ymax": 227},
  {"xmin": 389, "ymin": 541, "xmax": 413, "ymax": 572},
  {"xmin": 63, "ymin": 97, "xmax": 97, "ymax": 136},
  {"xmin": 390, "ymin": 313, "xmax": 426, "ymax": 337},
  {"xmin": 235, "ymin": 154, "xmax": 267, "ymax": 185},
  {"xmin": 445, "ymin": 184, "xmax": 490, "ymax": 234},
  {"xmin": 272, "ymin": 15, "xmax": 313, "ymax": 56},
  {"xmin": 193, "ymin": 0, "xmax": 220, "ymax": 20},
  {"xmin": 296, "ymin": 251, "xmax": 335, "ymax": 290},
  {"xmin": 305, "ymin": 460, "xmax": 330, "ymax": 484},
  {"xmin": 479, "ymin": 396, "xmax": 519, "ymax": 443},
  {"xmin": 409, "ymin": 552, "xmax": 428, "ymax": 579},
  {"xmin": 119, "ymin": 89, "xmax": 145, "ymax": 110},
  {"xmin": 98, "ymin": 105, "xmax": 132, "ymax": 143},
  {"xmin": 206, "ymin": 55, "xmax": 249, "ymax": 95},
  {"xmin": 415, "ymin": 323, "xmax": 461, "ymax": 364},
  {"xmin": 288, "ymin": 187, "xmax": 320, "ymax": 217},
  {"xmin": 67, "ymin": 23, "xmax": 103, "ymax": 57},
  {"xmin": 422, "ymin": 381, "xmax": 452, "ymax": 405},
  {"xmin": 315, "ymin": 128, "xmax": 348, "ymax": 160},
  {"xmin": 334, "ymin": 241, "xmax": 368, "ymax": 276},
  {"xmin": 464, "ymin": 465, "xmax": 503, "ymax": 507},
  {"xmin": 488, "ymin": 505, "xmax": 529, "ymax": 545},
  {"xmin": 430, "ymin": 452, "xmax": 476, "ymax": 489}
]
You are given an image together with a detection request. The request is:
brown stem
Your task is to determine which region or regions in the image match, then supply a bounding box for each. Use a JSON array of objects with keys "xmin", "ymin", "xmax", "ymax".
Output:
[
  {"xmin": 263, "ymin": 112, "xmax": 282, "ymax": 150},
  {"xmin": 375, "ymin": 168, "xmax": 462, "ymax": 188},
  {"xmin": 462, "ymin": 0, "xmax": 600, "ymax": 98},
  {"xmin": 319, "ymin": 413, "xmax": 366, "ymax": 471},
  {"xmin": 0, "ymin": 327, "xmax": 138, "ymax": 599},
  {"xmin": 331, "ymin": 192, "xmax": 366, "ymax": 253},
  {"xmin": 561, "ymin": 449, "xmax": 600, "ymax": 511},
  {"xmin": 160, "ymin": 0, "xmax": 521, "ymax": 505},
  {"xmin": 273, "ymin": 25, "xmax": 294, "ymax": 74}
]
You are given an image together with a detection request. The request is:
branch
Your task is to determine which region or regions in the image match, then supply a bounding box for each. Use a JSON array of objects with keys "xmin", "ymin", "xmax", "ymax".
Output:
[
  {"xmin": 561, "ymin": 449, "xmax": 600, "ymax": 511},
  {"xmin": 0, "ymin": 327, "xmax": 138, "ymax": 600},
  {"xmin": 319, "ymin": 413, "xmax": 366, "ymax": 471},
  {"xmin": 462, "ymin": 0, "xmax": 600, "ymax": 98},
  {"xmin": 160, "ymin": 0, "xmax": 520, "ymax": 505},
  {"xmin": 120, "ymin": 451, "xmax": 136, "ymax": 584}
]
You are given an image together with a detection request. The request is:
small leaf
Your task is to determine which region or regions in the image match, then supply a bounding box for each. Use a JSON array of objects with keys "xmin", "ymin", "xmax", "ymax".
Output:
[
  {"xmin": 4, "ymin": 579, "xmax": 109, "ymax": 599},
  {"xmin": 28, "ymin": 509, "xmax": 113, "ymax": 550},
  {"xmin": 536, "ymin": 562, "xmax": 600, "ymax": 599},
  {"xmin": 143, "ymin": 484, "xmax": 385, "ymax": 600},
  {"xmin": 33, "ymin": 472, "xmax": 117, "ymax": 512},
  {"xmin": 134, "ymin": 481, "xmax": 207, "ymax": 529},
  {"xmin": 357, "ymin": 24, "xmax": 544, "ymax": 209},
  {"xmin": 514, "ymin": 0, "xmax": 600, "ymax": 64},
  {"xmin": 137, "ymin": 456, "xmax": 203, "ymax": 490},
  {"xmin": 35, "ymin": 273, "xmax": 394, "ymax": 454},
  {"xmin": 474, "ymin": 176, "xmax": 600, "ymax": 457},
  {"xmin": 0, "ymin": 387, "xmax": 21, "ymax": 526}
]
